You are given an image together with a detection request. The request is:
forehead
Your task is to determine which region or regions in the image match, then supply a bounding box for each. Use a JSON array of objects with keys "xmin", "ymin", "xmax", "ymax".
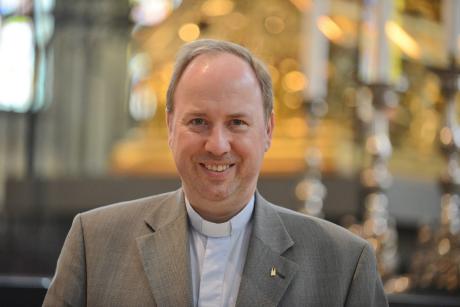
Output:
[
  {"xmin": 181, "ymin": 52, "xmax": 256, "ymax": 85},
  {"xmin": 174, "ymin": 52, "xmax": 263, "ymax": 108}
]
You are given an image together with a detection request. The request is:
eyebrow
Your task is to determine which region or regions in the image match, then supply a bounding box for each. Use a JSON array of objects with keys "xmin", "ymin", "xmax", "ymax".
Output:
[
  {"xmin": 228, "ymin": 112, "xmax": 251, "ymax": 118},
  {"xmin": 183, "ymin": 111, "xmax": 208, "ymax": 118},
  {"xmin": 183, "ymin": 111, "xmax": 251, "ymax": 118}
]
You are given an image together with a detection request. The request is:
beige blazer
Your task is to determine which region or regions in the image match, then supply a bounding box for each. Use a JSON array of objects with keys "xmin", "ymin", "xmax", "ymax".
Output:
[{"xmin": 43, "ymin": 189, "xmax": 388, "ymax": 306}]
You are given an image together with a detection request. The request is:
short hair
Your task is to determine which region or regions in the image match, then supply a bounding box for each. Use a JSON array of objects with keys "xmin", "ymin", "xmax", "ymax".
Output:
[{"xmin": 166, "ymin": 39, "xmax": 273, "ymax": 121}]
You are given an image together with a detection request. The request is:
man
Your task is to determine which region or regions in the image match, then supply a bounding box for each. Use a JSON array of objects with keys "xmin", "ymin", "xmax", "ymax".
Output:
[{"xmin": 43, "ymin": 39, "xmax": 388, "ymax": 306}]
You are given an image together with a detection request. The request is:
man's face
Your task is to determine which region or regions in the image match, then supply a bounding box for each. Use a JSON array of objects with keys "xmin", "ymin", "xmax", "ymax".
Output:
[{"xmin": 167, "ymin": 52, "xmax": 274, "ymax": 221}]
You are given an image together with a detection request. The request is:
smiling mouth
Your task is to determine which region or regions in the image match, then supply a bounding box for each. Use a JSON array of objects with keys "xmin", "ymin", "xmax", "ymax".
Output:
[{"xmin": 200, "ymin": 163, "xmax": 235, "ymax": 172}]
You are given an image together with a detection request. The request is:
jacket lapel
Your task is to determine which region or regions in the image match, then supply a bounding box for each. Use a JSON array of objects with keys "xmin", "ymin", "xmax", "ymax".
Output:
[
  {"xmin": 136, "ymin": 189, "xmax": 193, "ymax": 307},
  {"xmin": 236, "ymin": 193, "xmax": 299, "ymax": 307}
]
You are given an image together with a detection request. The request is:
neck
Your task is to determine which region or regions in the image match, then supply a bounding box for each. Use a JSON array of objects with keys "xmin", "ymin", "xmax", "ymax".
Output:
[
  {"xmin": 192, "ymin": 205, "xmax": 244, "ymax": 223},
  {"xmin": 184, "ymin": 192, "xmax": 254, "ymax": 223}
]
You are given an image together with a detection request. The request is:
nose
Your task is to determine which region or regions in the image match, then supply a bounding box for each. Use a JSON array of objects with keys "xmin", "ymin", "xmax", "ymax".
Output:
[{"xmin": 205, "ymin": 126, "xmax": 231, "ymax": 156}]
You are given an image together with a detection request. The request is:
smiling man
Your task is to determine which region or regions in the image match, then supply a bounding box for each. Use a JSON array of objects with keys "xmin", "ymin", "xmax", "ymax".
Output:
[
  {"xmin": 43, "ymin": 40, "xmax": 388, "ymax": 307},
  {"xmin": 167, "ymin": 46, "xmax": 273, "ymax": 223}
]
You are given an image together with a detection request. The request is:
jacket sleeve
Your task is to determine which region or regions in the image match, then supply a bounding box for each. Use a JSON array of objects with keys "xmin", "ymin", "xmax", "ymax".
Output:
[
  {"xmin": 345, "ymin": 242, "xmax": 389, "ymax": 307},
  {"xmin": 43, "ymin": 214, "xmax": 87, "ymax": 307}
]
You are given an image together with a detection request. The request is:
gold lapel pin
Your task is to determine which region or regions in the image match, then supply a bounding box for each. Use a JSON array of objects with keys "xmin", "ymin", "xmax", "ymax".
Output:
[{"xmin": 270, "ymin": 266, "xmax": 277, "ymax": 277}]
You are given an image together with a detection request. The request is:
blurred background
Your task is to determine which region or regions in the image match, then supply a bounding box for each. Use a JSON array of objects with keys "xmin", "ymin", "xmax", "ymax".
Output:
[{"xmin": 1, "ymin": 0, "xmax": 460, "ymax": 305}]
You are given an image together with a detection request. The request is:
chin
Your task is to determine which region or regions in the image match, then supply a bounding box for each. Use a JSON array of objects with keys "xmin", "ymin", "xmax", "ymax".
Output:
[
  {"xmin": 203, "ymin": 189, "xmax": 231, "ymax": 202},
  {"xmin": 192, "ymin": 181, "xmax": 229, "ymax": 198}
]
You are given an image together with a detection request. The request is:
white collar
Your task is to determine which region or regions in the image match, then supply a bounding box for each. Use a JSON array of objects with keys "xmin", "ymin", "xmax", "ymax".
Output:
[{"xmin": 185, "ymin": 195, "xmax": 254, "ymax": 238}]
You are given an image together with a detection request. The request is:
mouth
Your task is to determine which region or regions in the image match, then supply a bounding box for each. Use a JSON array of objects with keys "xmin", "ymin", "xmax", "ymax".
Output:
[{"xmin": 200, "ymin": 163, "xmax": 235, "ymax": 173}]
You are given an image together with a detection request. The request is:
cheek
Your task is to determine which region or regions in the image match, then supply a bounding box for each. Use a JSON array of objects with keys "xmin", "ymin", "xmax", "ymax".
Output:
[
  {"xmin": 173, "ymin": 133, "xmax": 202, "ymax": 157},
  {"xmin": 234, "ymin": 138, "xmax": 264, "ymax": 161}
]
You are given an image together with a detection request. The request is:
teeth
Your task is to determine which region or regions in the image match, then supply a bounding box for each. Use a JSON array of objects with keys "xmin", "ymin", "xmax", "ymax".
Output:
[{"xmin": 204, "ymin": 164, "xmax": 230, "ymax": 172}]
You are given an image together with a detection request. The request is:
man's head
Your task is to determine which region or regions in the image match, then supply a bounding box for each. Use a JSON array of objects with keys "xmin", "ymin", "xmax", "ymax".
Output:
[{"xmin": 166, "ymin": 39, "xmax": 274, "ymax": 222}]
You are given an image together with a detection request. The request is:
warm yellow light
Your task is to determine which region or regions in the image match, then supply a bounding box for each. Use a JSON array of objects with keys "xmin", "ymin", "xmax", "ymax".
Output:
[
  {"xmin": 333, "ymin": 15, "xmax": 355, "ymax": 35},
  {"xmin": 438, "ymin": 238, "xmax": 450, "ymax": 255},
  {"xmin": 385, "ymin": 21, "xmax": 421, "ymax": 59},
  {"xmin": 226, "ymin": 12, "xmax": 248, "ymax": 30},
  {"xmin": 282, "ymin": 71, "xmax": 306, "ymax": 93},
  {"xmin": 367, "ymin": 238, "xmax": 379, "ymax": 251},
  {"xmin": 160, "ymin": 62, "xmax": 174, "ymax": 82},
  {"xmin": 289, "ymin": 0, "xmax": 311, "ymax": 12},
  {"xmin": 394, "ymin": 276, "xmax": 410, "ymax": 292},
  {"xmin": 264, "ymin": 16, "xmax": 285, "ymax": 34},
  {"xmin": 279, "ymin": 58, "xmax": 299, "ymax": 73},
  {"xmin": 201, "ymin": 0, "xmax": 234, "ymax": 17},
  {"xmin": 267, "ymin": 65, "xmax": 280, "ymax": 84},
  {"xmin": 440, "ymin": 127, "xmax": 452, "ymax": 145},
  {"xmin": 317, "ymin": 16, "xmax": 344, "ymax": 43},
  {"xmin": 178, "ymin": 23, "xmax": 200, "ymax": 42},
  {"xmin": 419, "ymin": 113, "xmax": 437, "ymax": 145},
  {"xmin": 295, "ymin": 180, "xmax": 308, "ymax": 201},
  {"xmin": 283, "ymin": 93, "xmax": 303, "ymax": 110},
  {"xmin": 285, "ymin": 117, "xmax": 307, "ymax": 138},
  {"xmin": 148, "ymin": 27, "xmax": 175, "ymax": 49}
]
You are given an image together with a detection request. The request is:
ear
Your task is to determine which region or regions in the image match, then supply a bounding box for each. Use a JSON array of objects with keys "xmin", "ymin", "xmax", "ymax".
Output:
[
  {"xmin": 166, "ymin": 110, "xmax": 174, "ymax": 148},
  {"xmin": 264, "ymin": 112, "xmax": 274, "ymax": 152}
]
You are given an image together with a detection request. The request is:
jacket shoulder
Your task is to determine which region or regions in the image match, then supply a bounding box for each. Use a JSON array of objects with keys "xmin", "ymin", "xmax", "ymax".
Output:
[
  {"xmin": 80, "ymin": 190, "xmax": 175, "ymax": 220},
  {"xmin": 77, "ymin": 190, "xmax": 179, "ymax": 236},
  {"xmin": 269, "ymin": 203, "xmax": 367, "ymax": 251},
  {"xmin": 263, "ymin": 203, "xmax": 385, "ymax": 307}
]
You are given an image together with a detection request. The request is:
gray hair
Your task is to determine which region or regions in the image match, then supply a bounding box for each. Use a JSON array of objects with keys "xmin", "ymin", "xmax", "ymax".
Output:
[{"xmin": 166, "ymin": 39, "xmax": 273, "ymax": 121}]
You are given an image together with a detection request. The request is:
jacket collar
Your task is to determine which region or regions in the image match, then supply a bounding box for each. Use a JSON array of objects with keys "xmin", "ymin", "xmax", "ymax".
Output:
[
  {"xmin": 136, "ymin": 189, "xmax": 299, "ymax": 307},
  {"xmin": 236, "ymin": 193, "xmax": 299, "ymax": 307},
  {"xmin": 136, "ymin": 189, "xmax": 193, "ymax": 307}
]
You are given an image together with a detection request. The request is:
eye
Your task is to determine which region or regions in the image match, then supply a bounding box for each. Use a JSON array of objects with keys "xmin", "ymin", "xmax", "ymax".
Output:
[
  {"xmin": 190, "ymin": 118, "xmax": 206, "ymax": 126},
  {"xmin": 229, "ymin": 119, "xmax": 249, "ymax": 131},
  {"xmin": 230, "ymin": 119, "xmax": 246, "ymax": 126}
]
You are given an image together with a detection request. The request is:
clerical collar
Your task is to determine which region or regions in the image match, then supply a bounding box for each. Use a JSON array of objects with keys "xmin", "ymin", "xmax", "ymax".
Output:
[{"xmin": 185, "ymin": 196, "xmax": 254, "ymax": 238}]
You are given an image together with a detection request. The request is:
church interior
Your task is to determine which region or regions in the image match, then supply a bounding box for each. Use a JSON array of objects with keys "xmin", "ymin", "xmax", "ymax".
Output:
[{"xmin": 1, "ymin": 0, "xmax": 460, "ymax": 305}]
